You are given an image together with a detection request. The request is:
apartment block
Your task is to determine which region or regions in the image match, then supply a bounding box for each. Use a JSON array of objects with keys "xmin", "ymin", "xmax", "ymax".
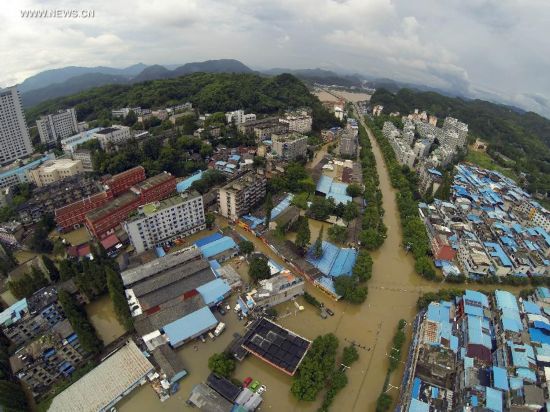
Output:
[
  {"xmin": 218, "ymin": 172, "xmax": 266, "ymax": 220},
  {"xmin": 0, "ymin": 154, "xmax": 55, "ymax": 190},
  {"xmin": 279, "ymin": 110, "xmax": 312, "ymax": 134},
  {"xmin": 0, "ymin": 86, "xmax": 33, "ymax": 165},
  {"xmin": 10, "ymin": 319, "xmax": 85, "ymax": 398},
  {"xmin": 225, "ymin": 110, "xmax": 256, "ymax": 125},
  {"xmin": 271, "ymin": 132, "xmax": 308, "ymax": 160},
  {"xmin": 27, "ymin": 158, "xmax": 84, "ymax": 187},
  {"xmin": 36, "ymin": 108, "xmax": 78, "ymax": 145},
  {"xmin": 0, "ymin": 221, "xmax": 24, "ymax": 246},
  {"xmin": 124, "ymin": 192, "xmax": 206, "ymax": 253},
  {"xmin": 94, "ymin": 125, "xmax": 132, "ymax": 150},
  {"xmin": 72, "ymin": 149, "xmax": 94, "ymax": 172}
]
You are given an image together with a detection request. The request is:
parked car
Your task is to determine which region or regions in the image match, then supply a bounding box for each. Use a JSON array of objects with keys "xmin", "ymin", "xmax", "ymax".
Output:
[
  {"xmin": 257, "ymin": 385, "xmax": 267, "ymax": 395},
  {"xmin": 249, "ymin": 380, "xmax": 260, "ymax": 392},
  {"xmin": 199, "ymin": 335, "xmax": 206, "ymax": 343},
  {"xmin": 243, "ymin": 377, "xmax": 252, "ymax": 388},
  {"xmin": 326, "ymin": 308, "xmax": 334, "ymax": 316},
  {"xmin": 217, "ymin": 305, "xmax": 226, "ymax": 316}
]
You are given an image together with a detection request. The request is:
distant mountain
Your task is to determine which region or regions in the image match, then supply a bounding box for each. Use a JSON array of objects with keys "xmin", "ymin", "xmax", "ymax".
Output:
[
  {"xmin": 262, "ymin": 68, "xmax": 362, "ymax": 88},
  {"xmin": 18, "ymin": 63, "xmax": 147, "ymax": 93},
  {"xmin": 20, "ymin": 59, "xmax": 254, "ymax": 107},
  {"xmin": 21, "ymin": 73, "xmax": 129, "ymax": 107}
]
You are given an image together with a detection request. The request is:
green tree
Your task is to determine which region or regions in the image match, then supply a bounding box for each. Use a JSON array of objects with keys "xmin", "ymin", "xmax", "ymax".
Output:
[
  {"xmin": 205, "ymin": 213, "xmax": 216, "ymax": 229},
  {"xmin": 264, "ymin": 193, "xmax": 273, "ymax": 227},
  {"xmin": 106, "ymin": 268, "xmax": 133, "ymax": 331},
  {"xmin": 239, "ymin": 240, "xmax": 254, "ymax": 255},
  {"xmin": 59, "ymin": 259, "xmax": 76, "ymax": 281},
  {"xmin": 346, "ymin": 183, "xmax": 362, "ymax": 198},
  {"xmin": 0, "ymin": 380, "xmax": 29, "ymax": 411},
  {"xmin": 313, "ymin": 226, "xmax": 324, "ymax": 259},
  {"xmin": 52, "ymin": 239, "xmax": 66, "ymax": 257},
  {"xmin": 295, "ymin": 217, "xmax": 311, "ymax": 251},
  {"xmin": 208, "ymin": 353, "xmax": 235, "ymax": 378},
  {"xmin": 328, "ymin": 225, "xmax": 348, "ymax": 244},
  {"xmin": 342, "ymin": 345, "xmax": 359, "ymax": 366},
  {"xmin": 342, "ymin": 202, "xmax": 359, "ymax": 223},
  {"xmin": 334, "ymin": 276, "xmax": 367, "ymax": 304},
  {"xmin": 42, "ymin": 256, "xmax": 60, "ymax": 282},
  {"xmin": 249, "ymin": 256, "xmax": 271, "ymax": 282},
  {"xmin": 376, "ymin": 393, "xmax": 392, "ymax": 412}
]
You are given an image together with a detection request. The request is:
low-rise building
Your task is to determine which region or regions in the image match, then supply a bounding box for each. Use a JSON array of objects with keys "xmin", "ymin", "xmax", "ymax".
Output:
[
  {"xmin": 27, "ymin": 158, "xmax": 84, "ymax": 187},
  {"xmin": 94, "ymin": 125, "xmax": 132, "ymax": 150},
  {"xmin": 217, "ymin": 172, "xmax": 266, "ymax": 220},
  {"xmin": 124, "ymin": 192, "xmax": 206, "ymax": 253},
  {"xmin": 0, "ymin": 154, "xmax": 55, "ymax": 190},
  {"xmin": 271, "ymin": 132, "xmax": 308, "ymax": 160},
  {"xmin": 243, "ymin": 271, "xmax": 304, "ymax": 310},
  {"xmin": 61, "ymin": 127, "xmax": 103, "ymax": 155},
  {"xmin": 0, "ymin": 221, "xmax": 24, "ymax": 246},
  {"xmin": 72, "ymin": 149, "xmax": 94, "ymax": 172},
  {"xmin": 36, "ymin": 108, "xmax": 78, "ymax": 145}
]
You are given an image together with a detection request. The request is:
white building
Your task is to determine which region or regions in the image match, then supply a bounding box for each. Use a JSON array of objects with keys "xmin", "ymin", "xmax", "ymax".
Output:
[
  {"xmin": 124, "ymin": 192, "xmax": 206, "ymax": 253},
  {"xmin": 27, "ymin": 158, "xmax": 84, "ymax": 187},
  {"xmin": 112, "ymin": 107, "xmax": 142, "ymax": 118},
  {"xmin": 72, "ymin": 149, "xmax": 94, "ymax": 172},
  {"xmin": 280, "ymin": 110, "xmax": 312, "ymax": 134},
  {"xmin": 36, "ymin": 108, "xmax": 78, "ymax": 145},
  {"xmin": 61, "ymin": 127, "xmax": 103, "ymax": 155},
  {"xmin": 94, "ymin": 125, "xmax": 132, "ymax": 150},
  {"xmin": 413, "ymin": 139, "xmax": 431, "ymax": 158},
  {"xmin": 0, "ymin": 86, "xmax": 33, "ymax": 166},
  {"xmin": 225, "ymin": 110, "xmax": 256, "ymax": 125}
]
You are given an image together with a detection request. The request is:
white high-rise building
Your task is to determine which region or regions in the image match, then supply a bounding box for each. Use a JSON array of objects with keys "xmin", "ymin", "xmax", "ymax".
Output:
[
  {"xmin": 0, "ymin": 86, "xmax": 33, "ymax": 165},
  {"xmin": 36, "ymin": 108, "xmax": 78, "ymax": 145}
]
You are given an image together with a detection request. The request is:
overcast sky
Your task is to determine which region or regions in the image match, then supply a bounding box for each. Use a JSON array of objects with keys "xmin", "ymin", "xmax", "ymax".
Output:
[{"xmin": 1, "ymin": 0, "xmax": 549, "ymax": 117}]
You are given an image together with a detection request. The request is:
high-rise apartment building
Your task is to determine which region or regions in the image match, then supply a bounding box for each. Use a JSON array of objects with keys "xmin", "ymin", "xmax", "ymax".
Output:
[
  {"xmin": 0, "ymin": 86, "xmax": 33, "ymax": 165},
  {"xmin": 217, "ymin": 172, "xmax": 266, "ymax": 220},
  {"xmin": 36, "ymin": 108, "xmax": 78, "ymax": 145}
]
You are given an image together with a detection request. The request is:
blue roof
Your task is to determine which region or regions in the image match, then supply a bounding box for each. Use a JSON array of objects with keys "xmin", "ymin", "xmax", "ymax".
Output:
[
  {"xmin": 529, "ymin": 328, "xmax": 550, "ymax": 344},
  {"xmin": 199, "ymin": 236, "xmax": 238, "ymax": 258},
  {"xmin": 316, "ymin": 175, "xmax": 333, "ymax": 194},
  {"xmin": 492, "ymin": 367, "xmax": 509, "ymax": 391},
  {"xmin": 485, "ymin": 387, "xmax": 502, "ymax": 412},
  {"xmin": 316, "ymin": 175, "xmax": 352, "ymax": 204},
  {"xmin": 176, "ymin": 170, "xmax": 204, "ymax": 192},
  {"xmin": 163, "ymin": 307, "xmax": 218, "ymax": 346},
  {"xmin": 271, "ymin": 194, "xmax": 294, "ymax": 219},
  {"xmin": 242, "ymin": 214, "xmax": 264, "ymax": 229},
  {"xmin": 196, "ymin": 279, "xmax": 231, "ymax": 306},
  {"xmin": 0, "ymin": 299, "xmax": 28, "ymax": 327},
  {"xmin": 209, "ymin": 259, "xmax": 221, "ymax": 272},
  {"xmin": 537, "ymin": 287, "xmax": 550, "ymax": 299},
  {"xmin": 0, "ymin": 154, "xmax": 53, "ymax": 181},
  {"xmin": 516, "ymin": 367, "xmax": 537, "ymax": 382},
  {"xmin": 427, "ymin": 168, "xmax": 442, "ymax": 177},
  {"xmin": 509, "ymin": 377, "xmax": 523, "ymax": 390},
  {"xmin": 408, "ymin": 398, "xmax": 429, "ymax": 412},
  {"xmin": 155, "ymin": 247, "xmax": 166, "ymax": 258},
  {"xmin": 306, "ymin": 241, "xmax": 357, "ymax": 277},
  {"xmin": 195, "ymin": 233, "xmax": 224, "ymax": 247},
  {"xmin": 466, "ymin": 314, "xmax": 491, "ymax": 349},
  {"xmin": 412, "ymin": 377, "xmax": 421, "ymax": 399},
  {"xmin": 523, "ymin": 301, "xmax": 541, "ymax": 315},
  {"xmin": 314, "ymin": 276, "xmax": 339, "ymax": 297},
  {"xmin": 484, "ymin": 242, "xmax": 512, "ymax": 267},
  {"xmin": 509, "ymin": 342, "xmax": 535, "ymax": 368},
  {"xmin": 327, "ymin": 193, "xmax": 352, "ymax": 205}
]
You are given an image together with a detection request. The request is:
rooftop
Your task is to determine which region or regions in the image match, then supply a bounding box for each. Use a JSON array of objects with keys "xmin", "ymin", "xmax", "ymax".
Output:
[{"xmin": 163, "ymin": 306, "xmax": 218, "ymax": 346}]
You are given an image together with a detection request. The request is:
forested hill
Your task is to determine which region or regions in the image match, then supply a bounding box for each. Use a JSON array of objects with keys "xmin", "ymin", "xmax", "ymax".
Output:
[
  {"xmin": 371, "ymin": 88, "xmax": 550, "ymax": 195},
  {"xmin": 25, "ymin": 72, "xmax": 337, "ymax": 131}
]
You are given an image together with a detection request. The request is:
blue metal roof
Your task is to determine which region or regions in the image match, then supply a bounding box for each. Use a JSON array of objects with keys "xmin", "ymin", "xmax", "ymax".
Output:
[
  {"xmin": 316, "ymin": 175, "xmax": 333, "ymax": 194},
  {"xmin": 0, "ymin": 299, "xmax": 28, "ymax": 327},
  {"xmin": 530, "ymin": 327, "xmax": 550, "ymax": 345},
  {"xmin": 0, "ymin": 154, "xmax": 53, "ymax": 180},
  {"xmin": 155, "ymin": 247, "xmax": 166, "ymax": 258},
  {"xmin": 163, "ymin": 307, "xmax": 218, "ymax": 346},
  {"xmin": 199, "ymin": 236, "xmax": 238, "ymax": 258},
  {"xmin": 509, "ymin": 342, "xmax": 535, "ymax": 368},
  {"xmin": 523, "ymin": 301, "xmax": 541, "ymax": 315},
  {"xmin": 516, "ymin": 367, "xmax": 537, "ymax": 382},
  {"xmin": 327, "ymin": 192, "xmax": 352, "ymax": 205},
  {"xmin": 306, "ymin": 241, "xmax": 356, "ymax": 277},
  {"xmin": 196, "ymin": 279, "xmax": 231, "ymax": 306},
  {"xmin": 408, "ymin": 398, "xmax": 429, "ymax": 412},
  {"xmin": 537, "ymin": 287, "xmax": 550, "ymax": 299},
  {"xmin": 195, "ymin": 233, "xmax": 224, "ymax": 247},
  {"xmin": 176, "ymin": 170, "xmax": 204, "ymax": 193},
  {"xmin": 466, "ymin": 315, "xmax": 491, "ymax": 349},
  {"xmin": 271, "ymin": 194, "xmax": 294, "ymax": 219},
  {"xmin": 485, "ymin": 387, "xmax": 503, "ymax": 412},
  {"xmin": 427, "ymin": 168, "xmax": 442, "ymax": 177},
  {"xmin": 492, "ymin": 367, "xmax": 509, "ymax": 391},
  {"xmin": 411, "ymin": 377, "xmax": 421, "ymax": 399},
  {"xmin": 484, "ymin": 242, "xmax": 512, "ymax": 267}
]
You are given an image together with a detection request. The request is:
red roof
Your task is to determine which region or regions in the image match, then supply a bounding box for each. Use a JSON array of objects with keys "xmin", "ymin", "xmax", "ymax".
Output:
[
  {"xmin": 100, "ymin": 234, "xmax": 120, "ymax": 250},
  {"xmin": 436, "ymin": 245, "xmax": 456, "ymax": 261}
]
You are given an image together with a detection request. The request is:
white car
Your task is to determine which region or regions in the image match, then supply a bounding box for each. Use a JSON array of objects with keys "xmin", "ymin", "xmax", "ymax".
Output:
[{"xmin": 257, "ymin": 385, "xmax": 267, "ymax": 395}]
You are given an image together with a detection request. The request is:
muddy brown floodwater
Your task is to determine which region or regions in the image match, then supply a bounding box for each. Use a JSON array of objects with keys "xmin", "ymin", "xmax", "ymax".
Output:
[{"xmin": 104, "ymin": 104, "xmax": 523, "ymax": 411}]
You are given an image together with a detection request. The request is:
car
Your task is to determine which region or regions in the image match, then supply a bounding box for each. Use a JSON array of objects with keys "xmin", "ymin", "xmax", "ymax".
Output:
[
  {"xmin": 257, "ymin": 385, "xmax": 267, "ymax": 395},
  {"xmin": 249, "ymin": 380, "xmax": 260, "ymax": 392},
  {"xmin": 326, "ymin": 308, "xmax": 334, "ymax": 316},
  {"xmin": 217, "ymin": 305, "xmax": 226, "ymax": 316},
  {"xmin": 243, "ymin": 377, "xmax": 252, "ymax": 388},
  {"xmin": 199, "ymin": 335, "xmax": 206, "ymax": 343}
]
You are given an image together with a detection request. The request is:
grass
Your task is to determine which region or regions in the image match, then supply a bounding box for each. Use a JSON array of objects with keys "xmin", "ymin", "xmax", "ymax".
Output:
[{"xmin": 465, "ymin": 150, "xmax": 519, "ymax": 182}]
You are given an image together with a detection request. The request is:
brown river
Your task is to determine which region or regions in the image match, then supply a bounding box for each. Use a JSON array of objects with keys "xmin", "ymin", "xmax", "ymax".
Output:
[{"xmin": 85, "ymin": 103, "xmax": 521, "ymax": 412}]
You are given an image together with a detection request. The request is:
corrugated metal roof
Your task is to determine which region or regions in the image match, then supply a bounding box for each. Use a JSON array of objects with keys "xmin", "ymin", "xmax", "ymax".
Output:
[
  {"xmin": 485, "ymin": 387, "xmax": 503, "ymax": 412},
  {"xmin": 177, "ymin": 170, "xmax": 204, "ymax": 193},
  {"xmin": 195, "ymin": 232, "xmax": 224, "ymax": 247},
  {"xmin": 196, "ymin": 279, "xmax": 231, "ymax": 306},
  {"xmin": 199, "ymin": 237, "xmax": 238, "ymax": 259},
  {"xmin": 163, "ymin": 307, "xmax": 218, "ymax": 346}
]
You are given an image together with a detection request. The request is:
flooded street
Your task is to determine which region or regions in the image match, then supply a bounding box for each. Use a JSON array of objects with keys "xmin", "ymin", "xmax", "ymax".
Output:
[{"xmin": 86, "ymin": 295, "xmax": 126, "ymax": 345}]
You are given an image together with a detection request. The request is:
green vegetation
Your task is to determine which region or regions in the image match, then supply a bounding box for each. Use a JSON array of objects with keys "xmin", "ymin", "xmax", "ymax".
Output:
[
  {"xmin": 27, "ymin": 73, "xmax": 339, "ymax": 131},
  {"xmin": 8, "ymin": 266, "xmax": 49, "ymax": 299},
  {"xmin": 248, "ymin": 255, "xmax": 271, "ymax": 282},
  {"xmin": 29, "ymin": 214, "xmax": 56, "ymax": 253},
  {"xmin": 371, "ymin": 88, "xmax": 550, "ymax": 197},
  {"xmin": 346, "ymin": 183, "xmax": 362, "ymax": 198},
  {"xmin": 303, "ymin": 292, "xmax": 322, "ymax": 308},
  {"xmin": 342, "ymin": 345, "xmax": 359, "ymax": 366},
  {"xmin": 205, "ymin": 212, "xmax": 216, "ymax": 229},
  {"xmin": 291, "ymin": 192, "xmax": 311, "ymax": 210},
  {"xmin": 190, "ymin": 169, "xmax": 227, "ymax": 194},
  {"xmin": 327, "ymin": 225, "xmax": 347, "ymax": 244},
  {"xmin": 334, "ymin": 276, "xmax": 368, "ymax": 304},
  {"xmin": 357, "ymin": 123, "xmax": 387, "ymax": 250},
  {"xmin": 0, "ymin": 380, "xmax": 29, "ymax": 412},
  {"xmin": 207, "ymin": 352, "xmax": 235, "ymax": 378},
  {"xmin": 375, "ymin": 319, "xmax": 407, "ymax": 411},
  {"xmin": 238, "ymin": 240, "xmax": 254, "ymax": 255},
  {"xmin": 42, "ymin": 255, "xmax": 60, "ymax": 282},
  {"xmin": 465, "ymin": 150, "xmax": 518, "ymax": 181},
  {"xmin": 313, "ymin": 226, "xmax": 324, "ymax": 258},
  {"xmin": 294, "ymin": 216, "xmax": 311, "ymax": 251},
  {"xmin": 291, "ymin": 334, "xmax": 339, "ymax": 401},
  {"xmin": 366, "ymin": 116, "xmax": 435, "ymax": 280},
  {"xmin": 416, "ymin": 289, "xmax": 465, "ymax": 310},
  {"xmin": 58, "ymin": 290, "xmax": 103, "ymax": 354},
  {"xmin": 264, "ymin": 193, "xmax": 273, "ymax": 227},
  {"xmin": 270, "ymin": 162, "xmax": 316, "ymax": 194},
  {"xmin": 106, "ymin": 267, "xmax": 133, "ymax": 331}
]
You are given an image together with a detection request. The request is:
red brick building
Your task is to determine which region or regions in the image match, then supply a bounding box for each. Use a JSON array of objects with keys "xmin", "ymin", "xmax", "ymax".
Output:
[
  {"xmin": 85, "ymin": 172, "xmax": 176, "ymax": 239},
  {"xmin": 55, "ymin": 166, "xmax": 146, "ymax": 232}
]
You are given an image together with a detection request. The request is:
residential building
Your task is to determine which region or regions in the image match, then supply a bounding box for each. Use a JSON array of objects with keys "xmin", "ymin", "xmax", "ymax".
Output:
[
  {"xmin": 85, "ymin": 171, "xmax": 176, "ymax": 239},
  {"xmin": 243, "ymin": 271, "xmax": 305, "ymax": 310},
  {"xmin": 217, "ymin": 172, "xmax": 266, "ymax": 220},
  {"xmin": 124, "ymin": 192, "xmax": 206, "ymax": 253},
  {"xmin": 338, "ymin": 131, "xmax": 358, "ymax": 158},
  {"xmin": 0, "ymin": 187, "xmax": 11, "ymax": 208},
  {"xmin": 27, "ymin": 158, "xmax": 84, "ymax": 187},
  {"xmin": 10, "ymin": 319, "xmax": 86, "ymax": 398},
  {"xmin": 280, "ymin": 110, "xmax": 312, "ymax": 133},
  {"xmin": 0, "ymin": 221, "xmax": 24, "ymax": 246},
  {"xmin": 72, "ymin": 149, "xmax": 94, "ymax": 172},
  {"xmin": 0, "ymin": 154, "xmax": 55, "ymax": 190},
  {"xmin": 55, "ymin": 166, "xmax": 146, "ymax": 232},
  {"xmin": 225, "ymin": 110, "xmax": 256, "ymax": 125},
  {"xmin": 271, "ymin": 132, "xmax": 308, "ymax": 160},
  {"xmin": 372, "ymin": 105, "xmax": 383, "ymax": 116},
  {"xmin": 94, "ymin": 125, "xmax": 132, "ymax": 150},
  {"xmin": 112, "ymin": 107, "xmax": 142, "ymax": 118},
  {"xmin": 36, "ymin": 108, "xmax": 78, "ymax": 145},
  {"xmin": 0, "ymin": 287, "xmax": 65, "ymax": 346},
  {"xmin": 0, "ymin": 86, "xmax": 33, "ymax": 166},
  {"xmin": 61, "ymin": 127, "xmax": 103, "ymax": 155}
]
